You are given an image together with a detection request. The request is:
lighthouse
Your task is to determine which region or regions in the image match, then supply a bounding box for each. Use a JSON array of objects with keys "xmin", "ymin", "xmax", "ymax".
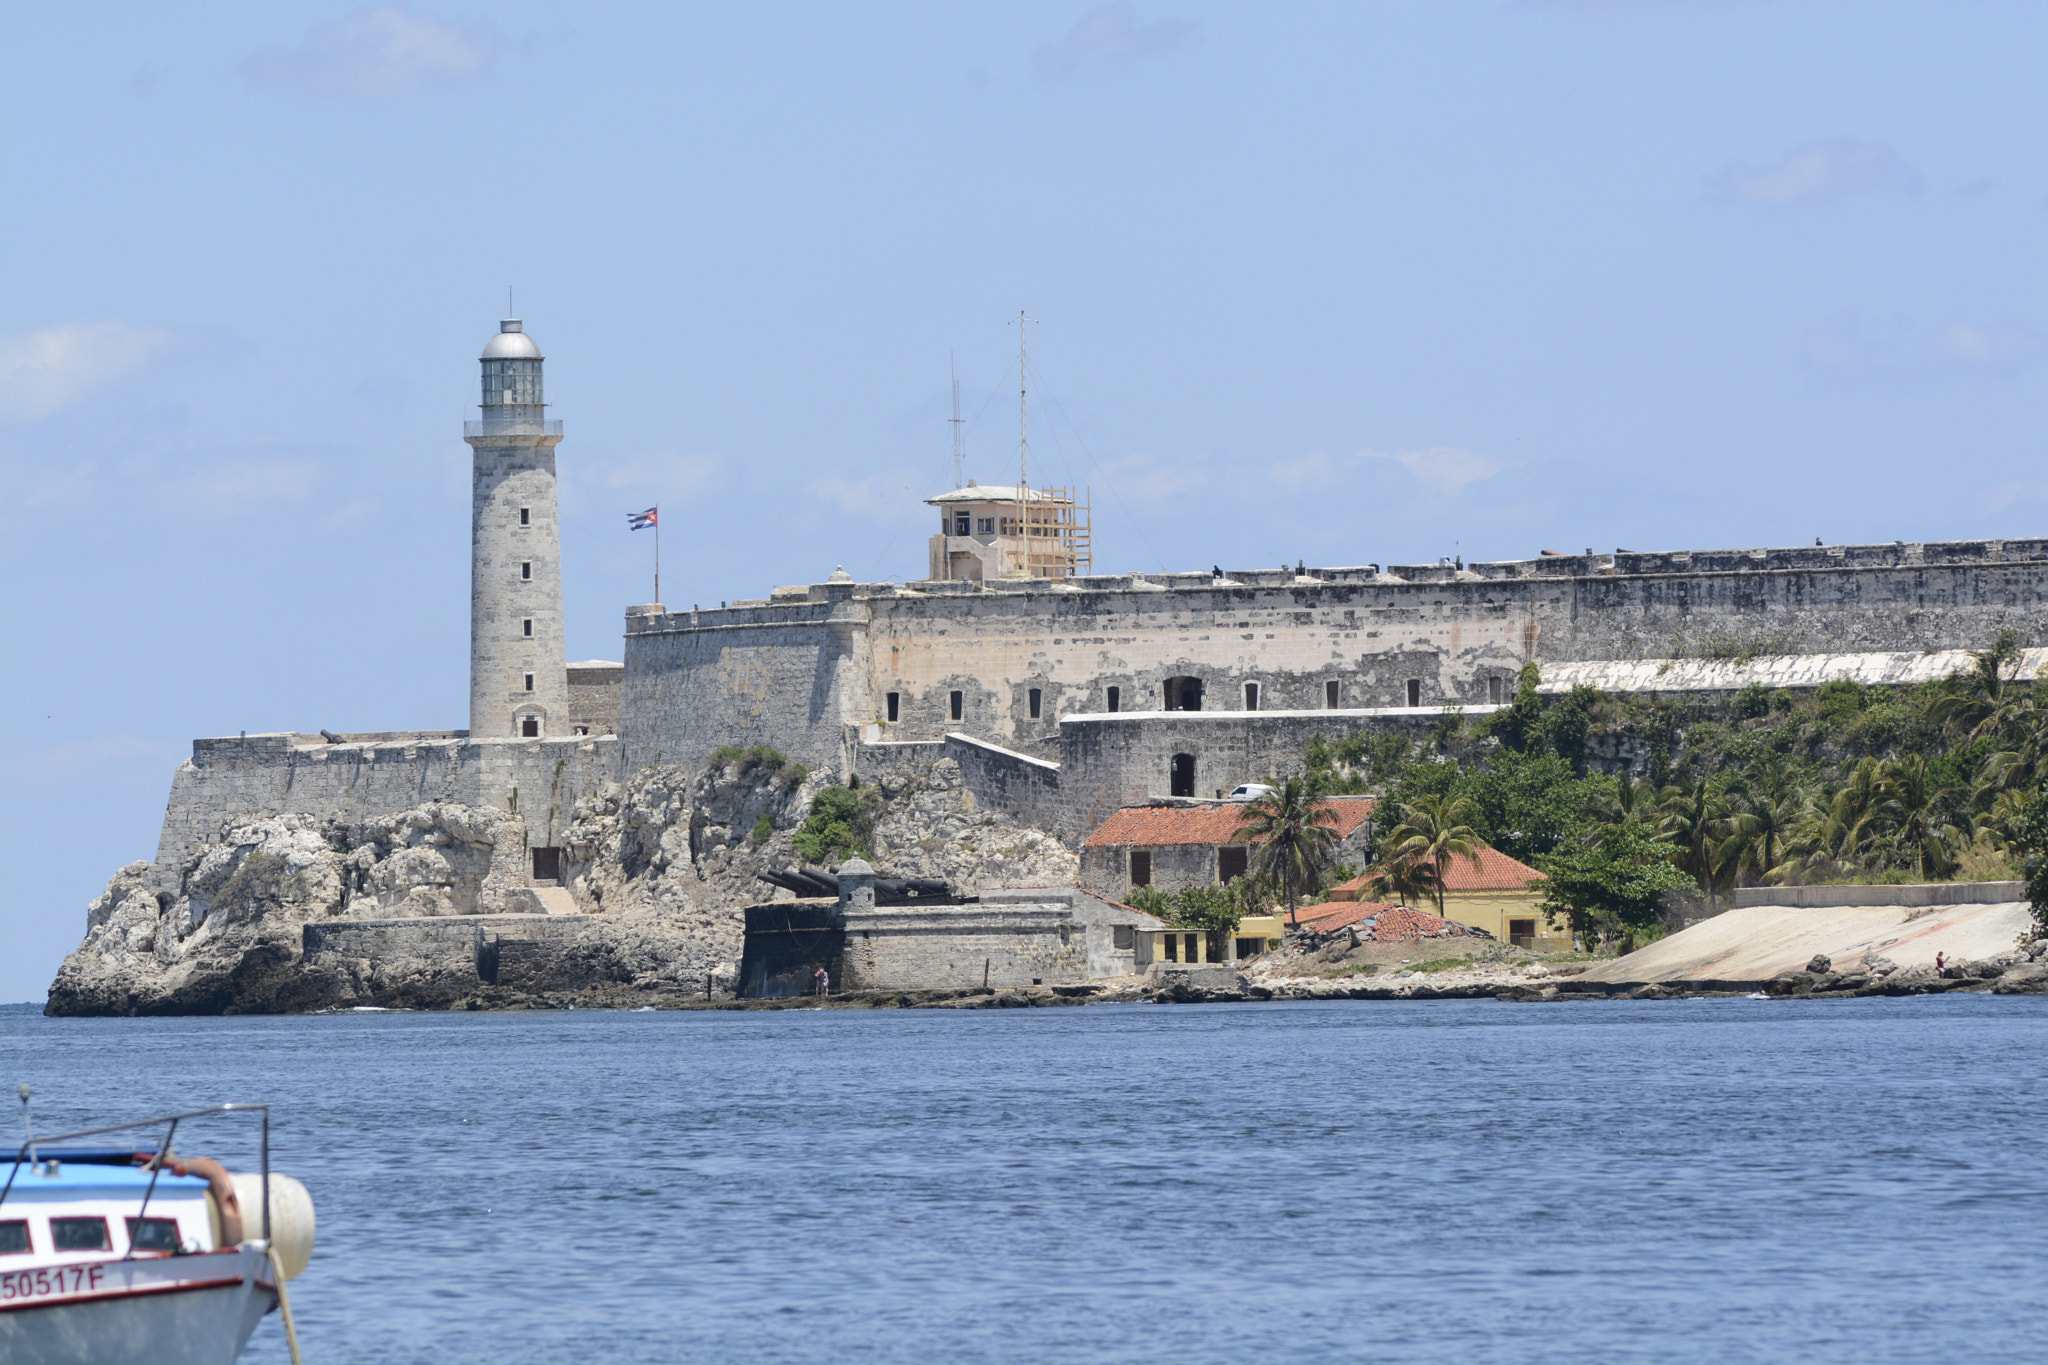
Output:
[{"xmin": 465, "ymin": 318, "xmax": 568, "ymax": 739}]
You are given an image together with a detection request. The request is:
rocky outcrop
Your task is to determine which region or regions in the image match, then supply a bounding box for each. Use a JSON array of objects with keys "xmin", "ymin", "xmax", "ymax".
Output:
[{"xmin": 49, "ymin": 754, "xmax": 1076, "ymax": 1015}]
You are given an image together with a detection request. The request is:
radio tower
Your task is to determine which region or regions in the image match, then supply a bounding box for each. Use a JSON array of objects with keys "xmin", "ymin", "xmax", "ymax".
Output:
[{"xmin": 949, "ymin": 353, "xmax": 965, "ymax": 489}]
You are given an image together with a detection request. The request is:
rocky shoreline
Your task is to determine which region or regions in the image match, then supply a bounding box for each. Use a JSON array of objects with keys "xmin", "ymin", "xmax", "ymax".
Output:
[{"xmin": 285, "ymin": 932, "xmax": 2048, "ymax": 1014}]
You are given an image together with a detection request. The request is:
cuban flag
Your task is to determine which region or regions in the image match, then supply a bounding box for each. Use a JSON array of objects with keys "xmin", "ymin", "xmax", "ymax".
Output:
[{"xmin": 628, "ymin": 507, "xmax": 658, "ymax": 531}]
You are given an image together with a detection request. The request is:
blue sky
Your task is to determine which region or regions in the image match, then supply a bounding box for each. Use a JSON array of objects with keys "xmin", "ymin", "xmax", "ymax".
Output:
[{"xmin": 3, "ymin": 0, "xmax": 2042, "ymax": 999}]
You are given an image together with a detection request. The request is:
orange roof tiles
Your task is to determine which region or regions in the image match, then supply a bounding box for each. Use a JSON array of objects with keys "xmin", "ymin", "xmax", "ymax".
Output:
[
  {"xmin": 1287, "ymin": 900, "xmax": 1481, "ymax": 941},
  {"xmin": 1082, "ymin": 798, "xmax": 1377, "ymax": 849},
  {"xmin": 1329, "ymin": 844, "xmax": 1546, "ymax": 898}
]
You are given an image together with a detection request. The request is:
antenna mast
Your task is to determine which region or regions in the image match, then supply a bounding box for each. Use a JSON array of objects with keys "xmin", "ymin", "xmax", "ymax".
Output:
[
  {"xmin": 1015, "ymin": 310, "xmax": 1036, "ymax": 564},
  {"xmin": 949, "ymin": 353, "xmax": 965, "ymax": 489}
]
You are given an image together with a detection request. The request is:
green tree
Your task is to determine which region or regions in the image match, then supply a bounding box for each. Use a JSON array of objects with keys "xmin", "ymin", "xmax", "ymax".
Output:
[
  {"xmin": 1876, "ymin": 754, "xmax": 1963, "ymax": 880},
  {"xmin": 1537, "ymin": 824, "xmax": 1695, "ymax": 950},
  {"xmin": 1489, "ymin": 662, "xmax": 1545, "ymax": 753},
  {"xmin": 2007, "ymin": 793, "xmax": 2048, "ymax": 935},
  {"xmin": 1460, "ymin": 749, "xmax": 1593, "ymax": 864},
  {"xmin": 1232, "ymin": 777, "xmax": 1341, "ymax": 929},
  {"xmin": 791, "ymin": 785, "xmax": 877, "ymax": 863},
  {"xmin": 1928, "ymin": 629, "xmax": 2026, "ymax": 739},
  {"xmin": 1375, "ymin": 793, "xmax": 1484, "ymax": 917}
]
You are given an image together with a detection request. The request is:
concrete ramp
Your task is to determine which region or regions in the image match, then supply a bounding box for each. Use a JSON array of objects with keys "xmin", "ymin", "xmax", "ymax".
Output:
[{"xmin": 1577, "ymin": 899, "xmax": 2034, "ymax": 987}]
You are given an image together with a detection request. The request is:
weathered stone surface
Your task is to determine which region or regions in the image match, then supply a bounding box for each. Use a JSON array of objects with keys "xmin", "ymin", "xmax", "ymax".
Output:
[{"xmin": 50, "ymin": 753, "xmax": 1078, "ymax": 1015}]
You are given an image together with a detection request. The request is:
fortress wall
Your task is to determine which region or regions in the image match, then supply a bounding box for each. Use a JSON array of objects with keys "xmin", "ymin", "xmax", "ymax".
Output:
[
  {"xmin": 153, "ymin": 734, "xmax": 623, "ymax": 876},
  {"xmin": 1055, "ymin": 708, "xmax": 1483, "ymax": 841},
  {"xmin": 862, "ymin": 583, "xmax": 1537, "ymax": 751},
  {"xmin": 621, "ymin": 547, "xmax": 2045, "ymax": 779},
  {"xmin": 1553, "ymin": 562, "xmax": 2048, "ymax": 661},
  {"xmin": 941, "ymin": 734, "xmax": 1063, "ymax": 835},
  {"xmin": 619, "ymin": 602, "xmax": 863, "ymax": 773}
]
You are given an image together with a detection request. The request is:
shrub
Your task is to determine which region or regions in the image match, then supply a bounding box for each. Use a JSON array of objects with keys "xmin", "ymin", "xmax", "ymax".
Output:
[
  {"xmin": 791, "ymin": 784, "xmax": 878, "ymax": 863},
  {"xmin": 750, "ymin": 816, "xmax": 775, "ymax": 845}
]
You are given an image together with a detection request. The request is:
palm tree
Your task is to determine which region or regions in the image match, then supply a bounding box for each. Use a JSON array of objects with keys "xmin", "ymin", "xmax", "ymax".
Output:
[
  {"xmin": 1374, "ymin": 793, "xmax": 1484, "ymax": 918},
  {"xmin": 1654, "ymin": 777, "xmax": 1730, "ymax": 898},
  {"xmin": 1929, "ymin": 630, "xmax": 2026, "ymax": 739},
  {"xmin": 1726, "ymin": 756, "xmax": 1811, "ymax": 885},
  {"xmin": 1587, "ymin": 768, "xmax": 1654, "ymax": 832},
  {"xmin": 1877, "ymin": 754, "xmax": 1963, "ymax": 881},
  {"xmin": 1233, "ymin": 777, "xmax": 1341, "ymax": 930}
]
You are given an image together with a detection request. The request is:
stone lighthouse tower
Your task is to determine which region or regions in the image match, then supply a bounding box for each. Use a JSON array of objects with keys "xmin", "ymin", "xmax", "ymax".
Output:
[{"xmin": 466, "ymin": 318, "xmax": 568, "ymax": 739}]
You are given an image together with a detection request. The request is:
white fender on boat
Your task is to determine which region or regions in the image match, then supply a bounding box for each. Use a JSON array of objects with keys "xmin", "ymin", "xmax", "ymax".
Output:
[{"xmin": 229, "ymin": 1171, "xmax": 317, "ymax": 1279}]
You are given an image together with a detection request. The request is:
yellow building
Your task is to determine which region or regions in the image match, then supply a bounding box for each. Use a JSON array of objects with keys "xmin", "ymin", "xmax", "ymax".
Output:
[
  {"xmin": 1330, "ymin": 846, "xmax": 1566, "ymax": 950},
  {"xmin": 1132, "ymin": 914, "xmax": 1287, "ymax": 968}
]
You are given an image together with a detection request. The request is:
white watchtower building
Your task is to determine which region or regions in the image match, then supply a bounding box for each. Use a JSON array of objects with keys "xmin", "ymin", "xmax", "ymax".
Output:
[{"xmin": 465, "ymin": 319, "xmax": 568, "ymax": 738}]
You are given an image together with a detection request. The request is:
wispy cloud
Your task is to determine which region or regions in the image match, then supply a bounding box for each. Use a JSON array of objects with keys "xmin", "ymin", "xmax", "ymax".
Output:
[
  {"xmin": 1096, "ymin": 452, "xmax": 1211, "ymax": 503},
  {"xmin": 1803, "ymin": 311, "xmax": 2044, "ymax": 382},
  {"xmin": 1357, "ymin": 446, "xmax": 1504, "ymax": 497},
  {"xmin": 246, "ymin": 6, "xmax": 490, "ymax": 96},
  {"xmin": 578, "ymin": 450, "xmax": 725, "ymax": 496},
  {"xmin": 0, "ymin": 323, "xmax": 174, "ymax": 420},
  {"xmin": 1708, "ymin": 138, "xmax": 1919, "ymax": 206},
  {"xmin": 808, "ymin": 469, "xmax": 925, "ymax": 518},
  {"xmin": 1035, "ymin": 4, "xmax": 1196, "ymax": 81},
  {"xmin": 21, "ymin": 734, "xmax": 185, "ymax": 784}
]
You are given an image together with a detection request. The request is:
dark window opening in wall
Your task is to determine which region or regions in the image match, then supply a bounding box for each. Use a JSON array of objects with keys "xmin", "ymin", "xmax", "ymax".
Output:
[
  {"xmin": 1106, "ymin": 686, "xmax": 1120, "ymax": 713},
  {"xmin": 521, "ymin": 717, "xmax": 539, "ymax": 737},
  {"xmin": 1163, "ymin": 931, "xmax": 1178, "ymax": 962},
  {"xmin": 1113, "ymin": 925, "xmax": 1134, "ymax": 950},
  {"xmin": 1218, "ymin": 846, "xmax": 1249, "ymax": 882},
  {"xmin": 953, "ymin": 512, "xmax": 969, "ymax": 536},
  {"xmin": 1407, "ymin": 679, "xmax": 1422, "ymax": 707},
  {"xmin": 1182, "ymin": 933, "xmax": 1199, "ymax": 963},
  {"xmin": 524, "ymin": 673, "xmax": 535, "ymax": 691},
  {"xmin": 1489, "ymin": 675, "xmax": 1504, "ymax": 705},
  {"xmin": 977, "ymin": 517, "xmax": 996, "ymax": 535},
  {"xmin": 1028, "ymin": 688, "xmax": 1042, "ymax": 719},
  {"xmin": 886, "ymin": 692, "xmax": 900, "ymax": 722},
  {"xmin": 1326, "ymin": 680, "xmax": 1340, "ymax": 709},
  {"xmin": 1509, "ymin": 918, "xmax": 1537, "ymax": 949},
  {"xmin": 1244, "ymin": 682, "xmax": 1260, "ymax": 711},
  {"xmin": 532, "ymin": 846, "xmax": 562, "ymax": 880},
  {"xmin": 574, "ymin": 725, "xmax": 589, "ymax": 735},
  {"xmin": 523, "ymin": 619, "xmax": 533, "ymax": 637},
  {"xmin": 949, "ymin": 690, "xmax": 963, "ymax": 721},
  {"xmin": 519, "ymin": 507, "xmax": 530, "ymax": 525},
  {"xmin": 1170, "ymin": 752, "xmax": 1196, "ymax": 797},
  {"xmin": 521, "ymin": 562, "xmax": 532, "ymax": 580},
  {"xmin": 1163, "ymin": 676, "xmax": 1203, "ymax": 712},
  {"xmin": 1129, "ymin": 850, "xmax": 1152, "ymax": 887}
]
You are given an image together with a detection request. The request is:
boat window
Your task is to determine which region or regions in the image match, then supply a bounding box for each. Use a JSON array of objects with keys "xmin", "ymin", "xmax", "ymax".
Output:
[
  {"xmin": 126, "ymin": 1217, "xmax": 182, "ymax": 1252},
  {"xmin": 51, "ymin": 1216, "xmax": 111, "ymax": 1251},
  {"xmin": 0, "ymin": 1220, "xmax": 29, "ymax": 1254}
]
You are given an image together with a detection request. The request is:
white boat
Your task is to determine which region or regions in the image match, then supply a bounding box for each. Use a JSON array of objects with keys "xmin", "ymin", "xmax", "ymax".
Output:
[{"xmin": 0, "ymin": 1102, "xmax": 314, "ymax": 1365}]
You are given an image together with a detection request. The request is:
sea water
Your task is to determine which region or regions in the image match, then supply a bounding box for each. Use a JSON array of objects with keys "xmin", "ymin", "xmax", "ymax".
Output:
[{"xmin": 4, "ymin": 996, "xmax": 2044, "ymax": 1364}]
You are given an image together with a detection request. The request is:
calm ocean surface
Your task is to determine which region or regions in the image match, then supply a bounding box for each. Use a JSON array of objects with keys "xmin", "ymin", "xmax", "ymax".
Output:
[{"xmin": 5, "ymin": 996, "xmax": 2045, "ymax": 1364}]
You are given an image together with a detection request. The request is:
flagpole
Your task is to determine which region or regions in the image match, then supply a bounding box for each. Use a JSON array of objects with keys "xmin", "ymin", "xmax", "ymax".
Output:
[{"xmin": 655, "ymin": 512, "xmax": 661, "ymax": 605}]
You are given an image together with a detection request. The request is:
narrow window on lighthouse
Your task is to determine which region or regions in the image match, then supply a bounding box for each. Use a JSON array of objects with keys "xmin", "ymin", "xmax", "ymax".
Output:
[
  {"xmin": 519, "ymin": 508, "xmax": 530, "ymax": 525},
  {"xmin": 523, "ymin": 619, "xmax": 533, "ymax": 637},
  {"xmin": 521, "ymin": 562, "xmax": 531, "ymax": 580},
  {"xmin": 524, "ymin": 674, "xmax": 535, "ymax": 691}
]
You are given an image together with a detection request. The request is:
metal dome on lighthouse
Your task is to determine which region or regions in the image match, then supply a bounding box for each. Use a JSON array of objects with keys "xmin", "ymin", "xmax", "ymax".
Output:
[{"xmin": 465, "ymin": 317, "xmax": 568, "ymax": 739}]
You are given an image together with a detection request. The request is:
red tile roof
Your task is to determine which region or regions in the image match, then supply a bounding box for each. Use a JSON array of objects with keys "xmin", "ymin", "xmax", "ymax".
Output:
[
  {"xmin": 1329, "ymin": 844, "xmax": 1545, "ymax": 898},
  {"xmin": 1082, "ymin": 798, "xmax": 1376, "ymax": 849},
  {"xmin": 1287, "ymin": 900, "xmax": 1481, "ymax": 941}
]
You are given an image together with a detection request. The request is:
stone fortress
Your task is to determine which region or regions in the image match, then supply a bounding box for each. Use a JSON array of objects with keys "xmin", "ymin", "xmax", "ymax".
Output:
[
  {"xmin": 146, "ymin": 318, "xmax": 2048, "ymax": 873},
  {"xmin": 47, "ymin": 317, "xmax": 2047, "ymax": 1012}
]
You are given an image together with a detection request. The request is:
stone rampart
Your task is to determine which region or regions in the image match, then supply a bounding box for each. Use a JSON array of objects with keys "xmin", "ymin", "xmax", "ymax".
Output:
[
  {"xmin": 623, "ymin": 538, "xmax": 2046, "ymax": 776},
  {"xmin": 840, "ymin": 903, "xmax": 1091, "ymax": 989},
  {"xmin": 155, "ymin": 733, "xmax": 624, "ymax": 876},
  {"xmin": 1056, "ymin": 707, "xmax": 1488, "ymax": 841},
  {"xmin": 1731, "ymin": 881, "xmax": 2027, "ymax": 910},
  {"xmin": 942, "ymin": 733, "xmax": 1063, "ymax": 833}
]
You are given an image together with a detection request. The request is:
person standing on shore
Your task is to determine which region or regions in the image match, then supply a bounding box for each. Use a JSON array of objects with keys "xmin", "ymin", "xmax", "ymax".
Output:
[
  {"xmin": 1934, "ymin": 952, "xmax": 1947, "ymax": 979},
  {"xmin": 814, "ymin": 966, "xmax": 830, "ymax": 998}
]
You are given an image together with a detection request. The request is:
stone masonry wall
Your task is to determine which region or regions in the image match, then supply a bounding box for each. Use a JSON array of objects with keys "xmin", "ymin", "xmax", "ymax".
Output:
[
  {"xmin": 154, "ymin": 733, "xmax": 624, "ymax": 889},
  {"xmin": 624, "ymin": 540, "xmax": 2046, "ymax": 776}
]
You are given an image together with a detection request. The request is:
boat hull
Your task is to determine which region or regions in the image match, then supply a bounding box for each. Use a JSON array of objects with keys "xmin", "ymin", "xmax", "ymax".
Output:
[{"xmin": 0, "ymin": 1245, "xmax": 276, "ymax": 1365}]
